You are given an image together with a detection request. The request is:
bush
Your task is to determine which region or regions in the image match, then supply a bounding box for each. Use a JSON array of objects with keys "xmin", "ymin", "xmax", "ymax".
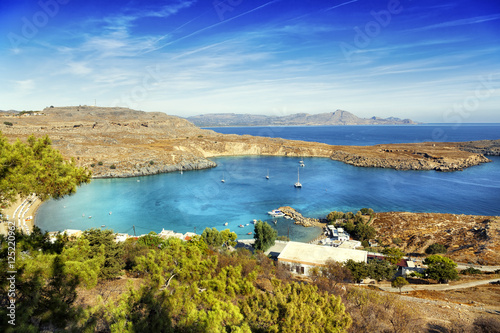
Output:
[
  {"xmin": 425, "ymin": 243, "xmax": 447, "ymax": 255},
  {"xmin": 3, "ymin": 121, "xmax": 13, "ymax": 126},
  {"xmin": 460, "ymin": 267, "xmax": 482, "ymax": 275},
  {"xmin": 90, "ymin": 163, "xmax": 95, "ymax": 167},
  {"xmin": 98, "ymin": 161, "xmax": 103, "ymax": 166},
  {"xmin": 149, "ymin": 160, "xmax": 154, "ymax": 165},
  {"xmin": 392, "ymin": 237, "xmax": 402, "ymax": 245},
  {"xmin": 110, "ymin": 164, "xmax": 116, "ymax": 169}
]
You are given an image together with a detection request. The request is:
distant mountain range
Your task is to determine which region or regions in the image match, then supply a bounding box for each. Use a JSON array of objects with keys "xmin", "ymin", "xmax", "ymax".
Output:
[{"xmin": 186, "ymin": 110, "xmax": 419, "ymax": 127}]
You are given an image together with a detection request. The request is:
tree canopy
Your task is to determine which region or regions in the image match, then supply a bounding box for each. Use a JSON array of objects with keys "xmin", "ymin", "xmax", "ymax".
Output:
[
  {"xmin": 201, "ymin": 227, "xmax": 237, "ymax": 248},
  {"xmin": 253, "ymin": 220, "xmax": 277, "ymax": 252},
  {"xmin": 423, "ymin": 254, "xmax": 459, "ymax": 284},
  {"xmin": 0, "ymin": 133, "xmax": 91, "ymax": 209}
]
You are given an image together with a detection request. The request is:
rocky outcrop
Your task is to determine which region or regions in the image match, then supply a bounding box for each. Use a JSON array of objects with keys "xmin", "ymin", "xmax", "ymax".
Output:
[
  {"xmin": 278, "ymin": 206, "xmax": 320, "ymax": 227},
  {"xmin": 458, "ymin": 139, "xmax": 500, "ymax": 156},
  {"xmin": 91, "ymin": 157, "xmax": 217, "ymax": 178},
  {"xmin": 329, "ymin": 148, "xmax": 490, "ymax": 171}
]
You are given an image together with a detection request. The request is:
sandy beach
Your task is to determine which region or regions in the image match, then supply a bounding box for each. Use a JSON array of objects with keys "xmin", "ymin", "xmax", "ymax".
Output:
[{"xmin": 0, "ymin": 196, "xmax": 41, "ymax": 236}]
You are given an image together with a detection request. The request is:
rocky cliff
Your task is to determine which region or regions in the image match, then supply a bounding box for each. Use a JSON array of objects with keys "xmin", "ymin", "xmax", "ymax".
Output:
[{"xmin": 0, "ymin": 106, "xmax": 493, "ymax": 178}]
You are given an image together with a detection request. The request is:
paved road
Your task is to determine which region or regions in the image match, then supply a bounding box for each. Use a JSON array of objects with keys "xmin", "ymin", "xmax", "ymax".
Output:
[{"xmin": 379, "ymin": 278, "xmax": 500, "ymax": 292}]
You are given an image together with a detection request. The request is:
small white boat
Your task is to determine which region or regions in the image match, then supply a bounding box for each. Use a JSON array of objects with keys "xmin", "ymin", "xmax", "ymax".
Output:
[
  {"xmin": 300, "ymin": 163, "xmax": 305, "ymax": 167},
  {"xmin": 221, "ymin": 173, "xmax": 225, "ymax": 183},
  {"xmin": 224, "ymin": 222, "xmax": 228, "ymax": 226},
  {"xmin": 266, "ymin": 169, "xmax": 269, "ymax": 179},
  {"xmin": 268, "ymin": 210, "xmax": 285, "ymax": 217},
  {"xmin": 252, "ymin": 219, "xmax": 257, "ymax": 224},
  {"xmin": 294, "ymin": 167, "xmax": 302, "ymax": 188}
]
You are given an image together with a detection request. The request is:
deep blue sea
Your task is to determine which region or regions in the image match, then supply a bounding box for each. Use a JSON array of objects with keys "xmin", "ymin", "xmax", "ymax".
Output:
[{"xmin": 36, "ymin": 124, "xmax": 500, "ymax": 242}]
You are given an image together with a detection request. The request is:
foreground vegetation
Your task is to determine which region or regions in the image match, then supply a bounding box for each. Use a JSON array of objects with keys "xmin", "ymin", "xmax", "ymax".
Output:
[
  {"xmin": 1, "ymin": 228, "xmax": 499, "ymax": 332},
  {"xmin": 0, "ymin": 229, "xmax": 354, "ymax": 332}
]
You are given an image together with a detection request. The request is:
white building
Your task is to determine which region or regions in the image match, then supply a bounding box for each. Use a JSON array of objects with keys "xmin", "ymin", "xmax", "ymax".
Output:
[
  {"xmin": 277, "ymin": 241, "xmax": 368, "ymax": 276},
  {"xmin": 327, "ymin": 225, "xmax": 350, "ymax": 241}
]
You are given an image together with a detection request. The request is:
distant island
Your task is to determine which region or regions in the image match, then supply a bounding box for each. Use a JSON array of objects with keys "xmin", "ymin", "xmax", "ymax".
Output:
[{"xmin": 186, "ymin": 110, "xmax": 419, "ymax": 127}]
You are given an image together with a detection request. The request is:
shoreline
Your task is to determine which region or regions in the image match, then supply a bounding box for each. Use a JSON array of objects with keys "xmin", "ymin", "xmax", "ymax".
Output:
[{"xmin": 0, "ymin": 196, "xmax": 42, "ymax": 236}]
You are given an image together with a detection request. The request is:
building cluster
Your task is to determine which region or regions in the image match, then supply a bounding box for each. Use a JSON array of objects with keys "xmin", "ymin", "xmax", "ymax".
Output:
[
  {"xmin": 320, "ymin": 225, "xmax": 361, "ymax": 249},
  {"xmin": 48, "ymin": 228, "xmax": 197, "ymax": 243}
]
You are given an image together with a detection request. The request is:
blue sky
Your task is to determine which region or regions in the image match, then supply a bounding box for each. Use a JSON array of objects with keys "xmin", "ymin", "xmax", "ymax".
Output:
[{"xmin": 1, "ymin": 0, "xmax": 499, "ymax": 122}]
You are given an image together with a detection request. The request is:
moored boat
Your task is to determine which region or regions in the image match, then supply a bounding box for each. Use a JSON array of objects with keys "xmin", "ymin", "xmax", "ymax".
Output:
[{"xmin": 268, "ymin": 209, "xmax": 285, "ymax": 217}]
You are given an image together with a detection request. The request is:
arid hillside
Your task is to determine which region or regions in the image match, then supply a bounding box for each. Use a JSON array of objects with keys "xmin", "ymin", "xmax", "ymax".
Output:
[
  {"xmin": 0, "ymin": 106, "xmax": 497, "ymax": 178},
  {"xmin": 372, "ymin": 212, "xmax": 500, "ymax": 265}
]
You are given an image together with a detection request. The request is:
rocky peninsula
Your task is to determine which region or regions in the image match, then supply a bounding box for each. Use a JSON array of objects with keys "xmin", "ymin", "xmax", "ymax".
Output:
[{"xmin": 0, "ymin": 106, "xmax": 496, "ymax": 178}]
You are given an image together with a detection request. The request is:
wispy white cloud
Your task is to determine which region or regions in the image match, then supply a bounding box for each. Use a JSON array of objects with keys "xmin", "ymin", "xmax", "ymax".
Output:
[
  {"xmin": 411, "ymin": 14, "xmax": 500, "ymax": 31},
  {"xmin": 326, "ymin": 0, "xmax": 359, "ymax": 11},
  {"xmin": 14, "ymin": 79, "xmax": 35, "ymax": 94}
]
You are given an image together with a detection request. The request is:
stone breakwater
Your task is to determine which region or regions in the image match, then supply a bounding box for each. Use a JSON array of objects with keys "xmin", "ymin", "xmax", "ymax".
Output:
[{"xmin": 278, "ymin": 206, "xmax": 321, "ymax": 227}]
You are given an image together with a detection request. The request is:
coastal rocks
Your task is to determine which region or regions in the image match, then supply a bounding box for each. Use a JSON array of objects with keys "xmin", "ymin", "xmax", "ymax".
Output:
[
  {"xmin": 91, "ymin": 157, "xmax": 217, "ymax": 178},
  {"xmin": 278, "ymin": 206, "xmax": 320, "ymax": 227},
  {"xmin": 458, "ymin": 139, "xmax": 500, "ymax": 156},
  {"xmin": 329, "ymin": 146, "xmax": 490, "ymax": 172}
]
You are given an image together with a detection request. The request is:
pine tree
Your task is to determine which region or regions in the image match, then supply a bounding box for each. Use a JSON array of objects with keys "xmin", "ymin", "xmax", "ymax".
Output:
[{"xmin": 253, "ymin": 221, "xmax": 277, "ymax": 252}]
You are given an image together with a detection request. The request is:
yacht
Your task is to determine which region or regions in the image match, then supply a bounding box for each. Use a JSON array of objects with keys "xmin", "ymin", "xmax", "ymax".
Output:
[{"xmin": 294, "ymin": 168, "xmax": 302, "ymax": 188}]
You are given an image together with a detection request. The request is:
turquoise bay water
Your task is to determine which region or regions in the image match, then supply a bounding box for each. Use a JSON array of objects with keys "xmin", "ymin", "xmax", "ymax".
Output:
[
  {"xmin": 36, "ymin": 155, "xmax": 500, "ymax": 242},
  {"xmin": 36, "ymin": 125, "xmax": 500, "ymax": 242}
]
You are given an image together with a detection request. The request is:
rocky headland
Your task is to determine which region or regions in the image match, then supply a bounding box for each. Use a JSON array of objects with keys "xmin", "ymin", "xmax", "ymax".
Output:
[{"xmin": 0, "ymin": 106, "xmax": 496, "ymax": 178}]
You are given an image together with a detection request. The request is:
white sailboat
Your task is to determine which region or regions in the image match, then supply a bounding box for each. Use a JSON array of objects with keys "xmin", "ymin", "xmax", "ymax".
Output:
[
  {"xmin": 294, "ymin": 167, "xmax": 302, "ymax": 188},
  {"xmin": 266, "ymin": 169, "xmax": 269, "ymax": 179},
  {"xmin": 221, "ymin": 173, "xmax": 225, "ymax": 183}
]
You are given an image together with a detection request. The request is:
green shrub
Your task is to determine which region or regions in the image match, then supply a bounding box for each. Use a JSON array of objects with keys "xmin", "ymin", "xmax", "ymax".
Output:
[
  {"xmin": 392, "ymin": 237, "xmax": 402, "ymax": 245},
  {"xmin": 425, "ymin": 243, "xmax": 447, "ymax": 255},
  {"xmin": 460, "ymin": 267, "xmax": 482, "ymax": 275},
  {"xmin": 149, "ymin": 160, "xmax": 154, "ymax": 165},
  {"xmin": 3, "ymin": 121, "xmax": 13, "ymax": 126},
  {"xmin": 110, "ymin": 164, "xmax": 116, "ymax": 169},
  {"xmin": 90, "ymin": 163, "xmax": 95, "ymax": 168},
  {"xmin": 98, "ymin": 161, "xmax": 103, "ymax": 166}
]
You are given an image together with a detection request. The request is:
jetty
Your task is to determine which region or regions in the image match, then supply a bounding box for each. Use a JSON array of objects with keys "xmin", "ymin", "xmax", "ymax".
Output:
[{"xmin": 278, "ymin": 206, "xmax": 322, "ymax": 227}]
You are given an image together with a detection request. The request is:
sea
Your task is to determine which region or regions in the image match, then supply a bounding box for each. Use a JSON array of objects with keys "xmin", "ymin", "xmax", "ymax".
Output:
[{"xmin": 36, "ymin": 124, "xmax": 500, "ymax": 242}]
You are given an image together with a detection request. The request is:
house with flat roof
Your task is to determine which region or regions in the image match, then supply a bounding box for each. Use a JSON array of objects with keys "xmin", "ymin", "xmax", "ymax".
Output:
[{"xmin": 277, "ymin": 241, "xmax": 368, "ymax": 276}]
